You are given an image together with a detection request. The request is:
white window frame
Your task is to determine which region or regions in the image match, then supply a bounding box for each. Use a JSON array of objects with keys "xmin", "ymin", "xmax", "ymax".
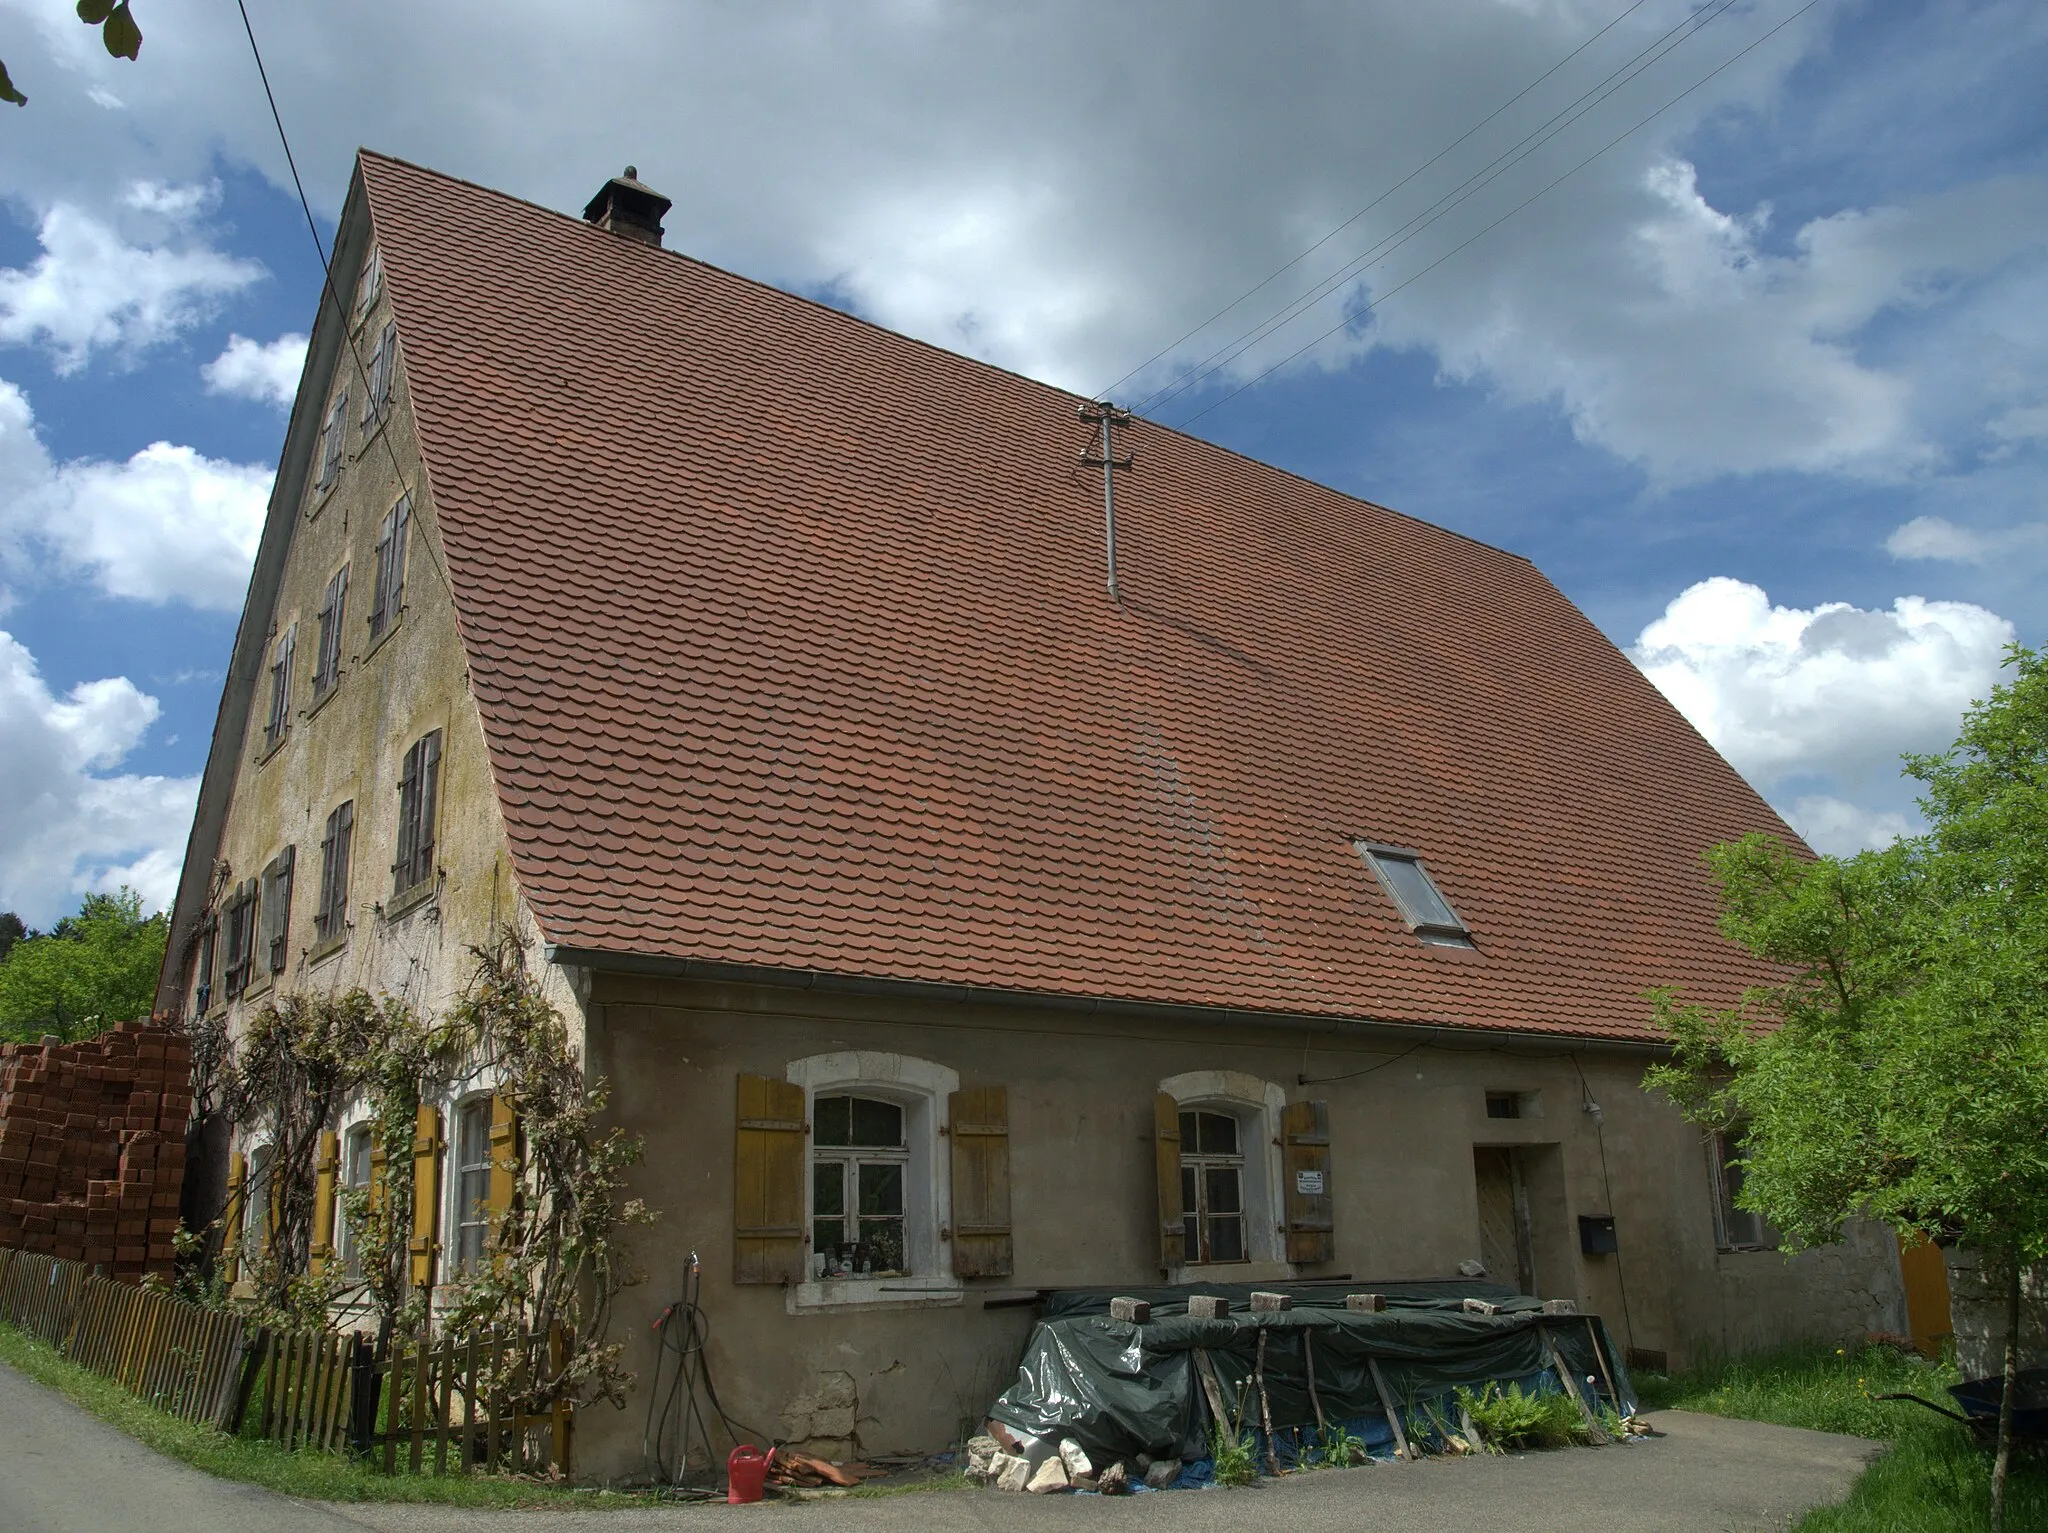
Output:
[
  {"xmin": 1159, "ymin": 1070, "xmax": 1290, "ymax": 1279},
  {"xmin": 337, "ymin": 1119, "xmax": 374, "ymax": 1282},
  {"xmin": 785, "ymin": 1051, "xmax": 962, "ymax": 1314},
  {"xmin": 447, "ymin": 1092, "xmax": 495, "ymax": 1277},
  {"xmin": 244, "ymin": 1142, "xmax": 276, "ymax": 1261}
]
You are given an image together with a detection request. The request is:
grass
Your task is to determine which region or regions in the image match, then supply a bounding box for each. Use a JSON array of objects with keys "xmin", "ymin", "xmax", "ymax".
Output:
[
  {"xmin": 0, "ymin": 1319, "xmax": 657, "ymax": 1507},
  {"xmin": 1637, "ymin": 1341, "xmax": 2048, "ymax": 1531}
]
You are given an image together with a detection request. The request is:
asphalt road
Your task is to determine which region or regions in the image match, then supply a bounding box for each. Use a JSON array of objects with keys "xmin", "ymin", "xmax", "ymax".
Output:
[{"xmin": 0, "ymin": 1358, "xmax": 1877, "ymax": 1533}]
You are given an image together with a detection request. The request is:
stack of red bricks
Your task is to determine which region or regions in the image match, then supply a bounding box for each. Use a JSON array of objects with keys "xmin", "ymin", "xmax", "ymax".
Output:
[{"xmin": 0, "ymin": 1022, "xmax": 193, "ymax": 1280}]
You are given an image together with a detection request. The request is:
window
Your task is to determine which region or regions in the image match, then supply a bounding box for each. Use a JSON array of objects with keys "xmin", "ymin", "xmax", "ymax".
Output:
[
  {"xmin": 368, "ymin": 495, "xmax": 410, "ymax": 639},
  {"xmin": 363, "ymin": 320, "xmax": 397, "ymax": 427},
  {"xmin": 451, "ymin": 1098, "xmax": 493, "ymax": 1274},
  {"xmin": 313, "ymin": 566, "xmax": 348, "ymax": 697},
  {"xmin": 339, "ymin": 1124, "xmax": 373, "ymax": 1280},
  {"xmin": 192, "ymin": 920, "xmax": 216, "ymax": 1016},
  {"xmin": 1486, "ymin": 1091, "xmax": 1522, "ymax": 1120},
  {"xmin": 244, "ymin": 1144, "xmax": 275, "ymax": 1260},
  {"xmin": 261, "ymin": 847, "xmax": 295, "ymax": 975},
  {"xmin": 1179, "ymin": 1110, "xmax": 1247, "ymax": 1264},
  {"xmin": 1712, "ymin": 1129, "xmax": 1780, "ymax": 1250},
  {"xmin": 354, "ymin": 245, "xmax": 383, "ymax": 321},
  {"xmin": 317, "ymin": 391, "xmax": 348, "ymax": 492},
  {"xmin": 221, "ymin": 879, "xmax": 258, "ymax": 1000},
  {"xmin": 393, "ymin": 730, "xmax": 441, "ymax": 896},
  {"xmin": 1357, "ymin": 841, "xmax": 1471, "ymax": 946},
  {"xmin": 315, "ymin": 801, "xmax": 353, "ymax": 944},
  {"xmin": 262, "ymin": 625, "xmax": 295, "ymax": 751},
  {"xmin": 810, "ymin": 1095, "xmax": 908, "ymax": 1275}
]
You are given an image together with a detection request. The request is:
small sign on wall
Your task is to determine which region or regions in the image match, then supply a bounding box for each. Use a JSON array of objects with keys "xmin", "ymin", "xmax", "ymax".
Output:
[{"xmin": 1295, "ymin": 1169, "xmax": 1325, "ymax": 1196}]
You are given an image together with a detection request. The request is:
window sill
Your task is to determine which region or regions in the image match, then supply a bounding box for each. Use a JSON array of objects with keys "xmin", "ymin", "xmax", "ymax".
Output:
[
  {"xmin": 309, "ymin": 479, "xmax": 339, "ymax": 517},
  {"xmin": 384, "ymin": 879, "xmax": 436, "ymax": 922},
  {"xmin": 363, "ymin": 611, "xmax": 403, "ymax": 663},
  {"xmin": 1174, "ymin": 1259, "xmax": 1297, "ymax": 1286},
  {"xmin": 255, "ymin": 728, "xmax": 289, "ymax": 766},
  {"xmin": 306, "ymin": 678, "xmax": 342, "ymax": 720},
  {"xmin": 786, "ymin": 1277, "xmax": 963, "ymax": 1315},
  {"xmin": 242, "ymin": 973, "xmax": 274, "ymax": 1003},
  {"xmin": 308, "ymin": 929, "xmax": 349, "ymax": 967}
]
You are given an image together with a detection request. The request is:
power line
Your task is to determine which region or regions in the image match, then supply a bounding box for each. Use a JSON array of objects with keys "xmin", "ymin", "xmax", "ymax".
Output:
[
  {"xmin": 1134, "ymin": 0, "xmax": 1742, "ymax": 419},
  {"xmin": 1095, "ymin": 0, "xmax": 1657, "ymax": 402},
  {"xmin": 233, "ymin": 0, "xmax": 453, "ymax": 607},
  {"xmin": 1172, "ymin": 0, "xmax": 1823, "ymax": 433}
]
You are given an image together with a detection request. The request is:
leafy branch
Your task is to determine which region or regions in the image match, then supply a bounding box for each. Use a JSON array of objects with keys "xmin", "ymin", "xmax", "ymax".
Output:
[{"xmin": 3, "ymin": 2, "xmax": 143, "ymax": 109}]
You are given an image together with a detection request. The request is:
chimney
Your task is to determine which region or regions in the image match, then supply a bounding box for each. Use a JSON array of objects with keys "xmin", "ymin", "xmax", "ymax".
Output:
[{"xmin": 582, "ymin": 165, "xmax": 671, "ymax": 248}]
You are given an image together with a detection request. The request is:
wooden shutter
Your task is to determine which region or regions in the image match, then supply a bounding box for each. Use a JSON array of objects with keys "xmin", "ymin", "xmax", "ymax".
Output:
[
  {"xmin": 368, "ymin": 1137, "xmax": 388, "ymax": 1218},
  {"xmin": 415, "ymin": 731, "xmax": 440, "ymax": 883},
  {"xmin": 949, "ymin": 1085, "xmax": 1012, "ymax": 1277},
  {"xmin": 487, "ymin": 1094, "xmax": 519, "ymax": 1221},
  {"xmin": 733, "ymin": 1074, "xmax": 806, "ymax": 1285},
  {"xmin": 221, "ymin": 1150, "xmax": 246, "ymax": 1284},
  {"xmin": 309, "ymin": 1130, "xmax": 339, "ymax": 1273},
  {"xmin": 1154, "ymin": 1092, "xmax": 1185, "ymax": 1269},
  {"xmin": 1282, "ymin": 1098, "xmax": 1335, "ymax": 1264},
  {"xmin": 408, "ymin": 1104, "xmax": 443, "ymax": 1291}
]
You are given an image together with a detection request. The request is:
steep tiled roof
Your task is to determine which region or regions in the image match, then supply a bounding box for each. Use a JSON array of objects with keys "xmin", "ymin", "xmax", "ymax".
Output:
[{"xmin": 361, "ymin": 151, "xmax": 1793, "ymax": 1043}]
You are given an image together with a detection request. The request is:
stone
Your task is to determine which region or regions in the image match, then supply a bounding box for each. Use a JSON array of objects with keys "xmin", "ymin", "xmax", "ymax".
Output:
[
  {"xmin": 1188, "ymin": 1295, "xmax": 1231, "ymax": 1319},
  {"xmin": 1109, "ymin": 1296, "xmax": 1152, "ymax": 1323},
  {"xmin": 1542, "ymin": 1298, "xmax": 1579, "ymax": 1315},
  {"xmin": 1461, "ymin": 1297, "xmax": 1501, "ymax": 1316},
  {"xmin": 1058, "ymin": 1438, "xmax": 1093, "ymax": 1479},
  {"xmin": 1250, "ymin": 1290, "xmax": 1292, "ymax": 1312},
  {"xmin": 1457, "ymin": 1259, "xmax": 1487, "ymax": 1277},
  {"xmin": 1144, "ymin": 1457, "xmax": 1182, "ymax": 1488},
  {"xmin": 1097, "ymin": 1462, "xmax": 1131, "ymax": 1495},
  {"xmin": 992, "ymin": 1452, "xmax": 1031, "ymax": 1493},
  {"xmin": 1346, "ymin": 1293, "xmax": 1387, "ymax": 1312},
  {"xmin": 1026, "ymin": 1457, "xmax": 1071, "ymax": 1494},
  {"xmin": 965, "ymin": 1435, "xmax": 1000, "ymax": 1480}
]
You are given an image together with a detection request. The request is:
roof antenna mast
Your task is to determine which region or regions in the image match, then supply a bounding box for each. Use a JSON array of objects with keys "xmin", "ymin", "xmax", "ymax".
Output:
[{"xmin": 1079, "ymin": 400, "xmax": 1134, "ymax": 601}]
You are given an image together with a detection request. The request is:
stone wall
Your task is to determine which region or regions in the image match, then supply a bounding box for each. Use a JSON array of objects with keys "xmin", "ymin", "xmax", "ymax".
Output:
[
  {"xmin": 1943, "ymin": 1247, "xmax": 2048, "ymax": 1381},
  {"xmin": 0, "ymin": 1023, "xmax": 192, "ymax": 1280}
]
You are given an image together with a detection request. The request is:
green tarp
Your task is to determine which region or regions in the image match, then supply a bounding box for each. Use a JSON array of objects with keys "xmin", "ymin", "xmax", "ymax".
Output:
[{"xmin": 989, "ymin": 1283, "xmax": 1635, "ymax": 1462}]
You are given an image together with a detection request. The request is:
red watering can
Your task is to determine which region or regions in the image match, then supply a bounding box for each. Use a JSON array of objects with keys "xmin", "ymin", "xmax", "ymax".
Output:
[{"xmin": 727, "ymin": 1443, "xmax": 770, "ymax": 1503}]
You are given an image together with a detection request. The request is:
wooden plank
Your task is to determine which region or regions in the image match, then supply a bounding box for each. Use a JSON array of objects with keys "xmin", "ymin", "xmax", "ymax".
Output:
[
  {"xmin": 1540, "ymin": 1323, "xmax": 1611, "ymax": 1444},
  {"xmin": 434, "ymin": 1331, "xmax": 454, "ymax": 1475},
  {"xmin": 1365, "ymin": 1355, "xmax": 1413, "ymax": 1462},
  {"xmin": 461, "ymin": 1329, "xmax": 479, "ymax": 1471},
  {"xmin": 382, "ymin": 1340, "xmax": 399, "ymax": 1474},
  {"xmin": 1584, "ymin": 1318, "xmax": 1621, "ymax": 1410},
  {"xmin": 1253, "ymin": 1328, "xmax": 1279, "ymax": 1476},
  {"xmin": 1191, "ymin": 1348, "xmax": 1231, "ymax": 1436},
  {"xmin": 1302, "ymin": 1328, "xmax": 1329, "ymax": 1436},
  {"xmin": 488, "ymin": 1328, "xmax": 508, "ymax": 1469},
  {"xmin": 409, "ymin": 1334, "xmax": 427, "ymax": 1474}
]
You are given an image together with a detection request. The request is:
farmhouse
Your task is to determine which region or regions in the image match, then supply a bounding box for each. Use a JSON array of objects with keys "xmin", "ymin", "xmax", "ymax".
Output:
[{"xmin": 160, "ymin": 153, "xmax": 1906, "ymax": 1479}]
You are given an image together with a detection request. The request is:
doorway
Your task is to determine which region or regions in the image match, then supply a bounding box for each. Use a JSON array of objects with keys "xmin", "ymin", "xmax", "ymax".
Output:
[{"xmin": 1474, "ymin": 1146, "xmax": 1535, "ymax": 1295}]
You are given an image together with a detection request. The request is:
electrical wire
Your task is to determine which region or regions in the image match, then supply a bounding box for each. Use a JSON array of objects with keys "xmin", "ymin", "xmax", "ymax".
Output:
[
  {"xmin": 233, "ymin": 0, "xmax": 455, "ymax": 608},
  {"xmin": 1171, "ymin": 0, "xmax": 1822, "ymax": 432},
  {"xmin": 643, "ymin": 1250, "xmax": 774, "ymax": 1496},
  {"xmin": 1093, "ymin": 0, "xmax": 1660, "ymax": 403},
  {"xmin": 1571, "ymin": 1054, "xmax": 1639, "ymax": 1355},
  {"xmin": 1137, "ymin": 0, "xmax": 1747, "ymax": 421}
]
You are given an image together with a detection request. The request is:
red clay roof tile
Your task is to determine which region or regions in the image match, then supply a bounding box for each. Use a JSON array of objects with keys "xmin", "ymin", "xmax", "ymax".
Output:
[{"xmin": 361, "ymin": 150, "xmax": 1793, "ymax": 1043}]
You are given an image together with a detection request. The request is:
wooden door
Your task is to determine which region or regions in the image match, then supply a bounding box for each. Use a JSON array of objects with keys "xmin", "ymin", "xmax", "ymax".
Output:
[{"xmin": 1474, "ymin": 1147, "xmax": 1534, "ymax": 1294}]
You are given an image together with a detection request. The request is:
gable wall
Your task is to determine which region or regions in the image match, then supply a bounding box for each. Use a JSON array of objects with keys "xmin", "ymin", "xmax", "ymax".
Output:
[{"xmin": 167, "ymin": 194, "xmax": 575, "ymax": 1057}]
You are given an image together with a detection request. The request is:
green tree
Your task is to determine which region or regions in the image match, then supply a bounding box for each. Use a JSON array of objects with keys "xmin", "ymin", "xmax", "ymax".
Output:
[
  {"xmin": 1648, "ymin": 645, "xmax": 2048, "ymax": 1532},
  {"xmin": 0, "ymin": 912, "xmax": 25, "ymax": 963},
  {"xmin": 0, "ymin": 888, "xmax": 167, "ymax": 1042},
  {"xmin": 3, "ymin": 2, "xmax": 142, "ymax": 108}
]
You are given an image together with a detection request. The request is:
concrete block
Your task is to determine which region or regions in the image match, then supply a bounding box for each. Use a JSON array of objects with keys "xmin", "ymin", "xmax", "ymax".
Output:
[
  {"xmin": 1058, "ymin": 1438, "xmax": 1093, "ymax": 1480},
  {"xmin": 965, "ymin": 1435, "xmax": 1000, "ymax": 1480},
  {"xmin": 1109, "ymin": 1296, "xmax": 1151, "ymax": 1323},
  {"xmin": 1250, "ymin": 1291, "xmax": 1292, "ymax": 1312},
  {"xmin": 1461, "ymin": 1298, "xmax": 1501, "ymax": 1316},
  {"xmin": 1346, "ymin": 1293, "xmax": 1387, "ymax": 1312},
  {"xmin": 1542, "ymin": 1298, "xmax": 1579, "ymax": 1315},
  {"xmin": 1188, "ymin": 1295, "xmax": 1230, "ymax": 1319},
  {"xmin": 991, "ymin": 1453, "xmax": 1031, "ymax": 1492}
]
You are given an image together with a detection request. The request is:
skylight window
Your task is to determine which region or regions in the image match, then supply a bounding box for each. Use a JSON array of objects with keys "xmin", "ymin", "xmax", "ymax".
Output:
[{"xmin": 1356, "ymin": 841, "xmax": 1472, "ymax": 947}]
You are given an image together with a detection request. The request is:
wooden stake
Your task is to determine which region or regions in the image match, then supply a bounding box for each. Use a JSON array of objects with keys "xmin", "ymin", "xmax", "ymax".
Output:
[
  {"xmin": 1254, "ymin": 1329, "xmax": 1279, "ymax": 1476},
  {"xmin": 1366, "ymin": 1355, "xmax": 1412, "ymax": 1462}
]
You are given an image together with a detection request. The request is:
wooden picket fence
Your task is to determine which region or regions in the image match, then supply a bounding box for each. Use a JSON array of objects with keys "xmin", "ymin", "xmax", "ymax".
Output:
[
  {"xmin": 369, "ymin": 1323, "xmax": 573, "ymax": 1476},
  {"xmin": 0, "ymin": 1245, "xmax": 570, "ymax": 1475}
]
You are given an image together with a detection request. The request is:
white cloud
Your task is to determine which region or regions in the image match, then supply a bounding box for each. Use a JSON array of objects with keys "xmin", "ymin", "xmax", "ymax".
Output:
[
  {"xmin": 0, "ymin": 192, "xmax": 262, "ymax": 372},
  {"xmin": 202, "ymin": 332, "xmax": 308, "ymax": 408},
  {"xmin": 1783, "ymin": 796, "xmax": 1918, "ymax": 859},
  {"xmin": 1632, "ymin": 576, "xmax": 2015, "ymax": 842},
  {"xmin": 0, "ymin": 377, "xmax": 269, "ymax": 610},
  {"xmin": 0, "ymin": 628, "xmax": 195, "ymax": 926},
  {"xmin": 1886, "ymin": 514, "xmax": 2048, "ymax": 565}
]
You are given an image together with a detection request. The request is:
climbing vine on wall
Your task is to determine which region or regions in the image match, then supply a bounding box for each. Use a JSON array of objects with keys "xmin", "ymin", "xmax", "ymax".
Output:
[{"xmin": 186, "ymin": 929, "xmax": 652, "ymax": 1411}]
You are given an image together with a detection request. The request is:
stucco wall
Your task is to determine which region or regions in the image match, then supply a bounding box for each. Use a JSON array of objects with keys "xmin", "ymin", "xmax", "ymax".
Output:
[
  {"xmin": 170, "ymin": 222, "xmax": 577, "ymax": 1050},
  {"xmin": 577, "ymin": 971, "xmax": 1906, "ymax": 1482}
]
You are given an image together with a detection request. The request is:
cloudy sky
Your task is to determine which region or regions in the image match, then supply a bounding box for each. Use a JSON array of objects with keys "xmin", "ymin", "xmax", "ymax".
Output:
[{"xmin": 0, "ymin": 0, "xmax": 2042, "ymax": 926}]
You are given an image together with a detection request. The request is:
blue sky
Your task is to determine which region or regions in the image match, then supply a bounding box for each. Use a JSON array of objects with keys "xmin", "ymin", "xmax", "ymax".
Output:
[{"xmin": 0, "ymin": 0, "xmax": 2043, "ymax": 926}]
